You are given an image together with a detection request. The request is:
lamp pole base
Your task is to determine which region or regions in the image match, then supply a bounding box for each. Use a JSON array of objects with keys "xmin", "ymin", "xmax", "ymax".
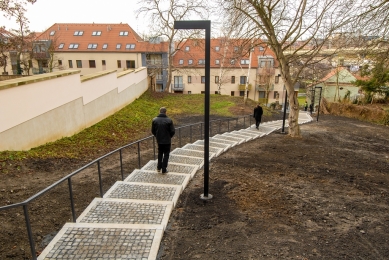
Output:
[{"xmin": 200, "ymin": 194, "xmax": 213, "ymax": 200}]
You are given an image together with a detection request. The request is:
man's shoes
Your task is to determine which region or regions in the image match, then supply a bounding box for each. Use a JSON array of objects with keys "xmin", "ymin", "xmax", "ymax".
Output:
[
  {"xmin": 157, "ymin": 168, "xmax": 161, "ymax": 173},
  {"xmin": 162, "ymin": 169, "xmax": 168, "ymax": 174},
  {"xmin": 256, "ymin": 127, "xmax": 259, "ymax": 129}
]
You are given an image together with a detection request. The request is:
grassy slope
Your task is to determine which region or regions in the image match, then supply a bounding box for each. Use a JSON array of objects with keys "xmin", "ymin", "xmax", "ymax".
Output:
[{"xmin": 0, "ymin": 91, "xmax": 260, "ymax": 162}]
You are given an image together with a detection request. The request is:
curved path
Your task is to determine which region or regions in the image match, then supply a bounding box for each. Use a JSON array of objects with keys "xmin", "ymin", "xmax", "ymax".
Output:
[{"xmin": 38, "ymin": 112, "xmax": 313, "ymax": 260}]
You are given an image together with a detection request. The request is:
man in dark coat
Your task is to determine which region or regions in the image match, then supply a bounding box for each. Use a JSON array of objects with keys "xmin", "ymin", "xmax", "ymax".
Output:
[
  {"xmin": 152, "ymin": 107, "xmax": 175, "ymax": 174},
  {"xmin": 253, "ymin": 103, "xmax": 263, "ymax": 129}
]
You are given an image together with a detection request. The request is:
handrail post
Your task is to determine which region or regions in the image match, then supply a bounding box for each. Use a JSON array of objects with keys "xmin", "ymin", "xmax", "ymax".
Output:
[
  {"xmin": 190, "ymin": 125, "xmax": 192, "ymax": 143},
  {"xmin": 119, "ymin": 149, "xmax": 124, "ymax": 181},
  {"xmin": 153, "ymin": 136, "xmax": 156, "ymax": 160},
  {"xmin": 137, "ymin": 142, "xmax": 141, "ymax": 168},
  {"xmin": 179, "ymin": 128, "xmax": 182, "ymax": 147},
  {"xmin": 23, "ymin": 204, "xmax": 37, "ymax": 260},
  {"xmin": 68, "ymin": 177, "xmax": 76, "ymax": 222},
  {"xmin": 97, "ymin": 161, "xmax": 103, "ymax": 197}
]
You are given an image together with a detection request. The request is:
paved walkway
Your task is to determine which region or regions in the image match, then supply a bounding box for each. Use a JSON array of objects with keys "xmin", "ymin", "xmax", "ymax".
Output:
[{"xmin": 38, "ymin": 112, "xmax": 313, "ymax": 260}]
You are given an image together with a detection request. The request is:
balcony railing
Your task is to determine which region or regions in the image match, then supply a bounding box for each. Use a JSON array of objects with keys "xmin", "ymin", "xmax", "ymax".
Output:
[
  {"xmin": 156, "ymin": 74, "xmax": 163, "ymax": 81},
  {"xmin": 171, "ymin": 83, "xmax": 185, "ymax": 91},
  {"xmin": 257, "ymin": 67, "xmax": 275, "ymax": 75},
  {"xmin": 238, "ymin": 84, "xmax": 252, "ymax": 91},
  {"xmin": 256, "ymin": 83, "xmax": 274, "ymax": 91}
]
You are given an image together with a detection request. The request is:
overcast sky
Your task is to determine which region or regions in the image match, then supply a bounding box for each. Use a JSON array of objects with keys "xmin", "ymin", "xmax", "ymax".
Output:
[{"xmin": 1, "ymin": 0, "xmax": 150, "ymax": 35}]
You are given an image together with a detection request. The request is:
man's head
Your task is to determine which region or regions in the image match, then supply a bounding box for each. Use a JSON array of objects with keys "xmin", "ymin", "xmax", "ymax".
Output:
[{"xmin": 159, "ymin": 107, "xmax": 167, "ymax": 114}]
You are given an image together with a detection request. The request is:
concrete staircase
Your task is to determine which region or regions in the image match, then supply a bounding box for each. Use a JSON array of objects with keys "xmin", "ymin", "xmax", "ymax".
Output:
[{"xmin": 38, "ymin": 112, "xmax": 313, "ymax": 260}]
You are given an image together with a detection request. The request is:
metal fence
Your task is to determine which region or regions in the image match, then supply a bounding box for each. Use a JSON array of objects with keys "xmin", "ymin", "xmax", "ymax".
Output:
[{"xmin": 0, "ymin": 114, "xmax": 253, "ymax": 260}]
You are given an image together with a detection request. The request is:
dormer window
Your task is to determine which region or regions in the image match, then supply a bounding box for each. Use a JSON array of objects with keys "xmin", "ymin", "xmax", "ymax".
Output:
[
  {"xmin": 240, "ymin": 59, "xmax": 250, "ymax": 65},
  {"xmin": 74, "ymin": 31, "xmax": 84, "ymax": 36},
  {"xmin": 234, "ymin": 46, "xmax": 239, "ymax": 52},
  {"xmin": 87, "ymin": 43, "xmax": 98, "ymax": 49},
  {"xmin": 185, "ymin": 46, "xmax": 190, "ymax": 51},
  {"xmin": 198, "ymin": 59, "xmax": 205, "ymax": 65},
  {"xmin": 188, "ymin": 59, "xmax": 193, "ymax": 65},
  {"xmin": 116, "ymin": 44, "xmax": 121, "ymax": 49},
  {"xmin": 69, "ymin": 43, "xmax": 79, "ymax": 49},
  {"xmin": 92, "ymin": 31, "xmax": 102, "ymax": 36},
  {"xmin": 119, "ymin": 31, "xmax": 129, "ymax": 36},
  {"xmin": 58, "ymin": 43, "xmax": 64, "ymax": 49},
  {"xmin": 50, "ymin": 31, "xmax": 55, "ymax": 36},
  {"xmin": 125, "ymin": 44, "xmax": 135, "ymax": 49},
  {"xmin": 179, "ymin": 59, "xmax": 184, "ymax": 65},
  {"xmin": 230, "ymin": 59, "xmax": 235, "ymax": 65},
  {"xmin": 102, "ymin": 43, "xmax": 108, "ymax": 49},
  {"xmin": 215, "ymin": 46, "xmax": 220, "ymax": 51}
]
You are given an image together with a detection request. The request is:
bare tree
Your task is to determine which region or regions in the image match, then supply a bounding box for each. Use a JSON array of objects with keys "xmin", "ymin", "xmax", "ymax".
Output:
[
  {"xmin": 0, "ymin": 28, "xmax": 13, "ymax": 74},
  {"xmin": 221, "ymin": 0, "xmax": 357, "ymax": 137},
  {"xmin": 136, "ymin": 0, "xmax": 209, "ymax": 92}
]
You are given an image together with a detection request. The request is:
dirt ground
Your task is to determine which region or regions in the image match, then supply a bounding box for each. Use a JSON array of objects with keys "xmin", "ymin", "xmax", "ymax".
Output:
[{"xmin": 1, "ymin": 110, "xmax": 389, "ymax": 259}]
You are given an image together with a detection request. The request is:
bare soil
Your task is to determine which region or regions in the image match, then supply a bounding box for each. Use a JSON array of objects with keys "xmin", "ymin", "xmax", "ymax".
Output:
[{"xmin": 1, "ymin": 109, "xmax": 389, "ymax": 259}]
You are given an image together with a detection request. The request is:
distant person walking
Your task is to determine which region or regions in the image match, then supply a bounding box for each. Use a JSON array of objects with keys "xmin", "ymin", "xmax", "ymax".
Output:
[
  {"xmin": 309, "ymin": 103, "xmax": 313, "ymax": 115},
  {"xmin": 304, "ymin": 101, "xmax": 308, "ymax": 111},
  {"xmin": 253, "ymin": 103, "xmax": 263, "ymax": 129},
  {"xmin": 152, "ymin": 107, "xmax": 175, "ymax": 174}
]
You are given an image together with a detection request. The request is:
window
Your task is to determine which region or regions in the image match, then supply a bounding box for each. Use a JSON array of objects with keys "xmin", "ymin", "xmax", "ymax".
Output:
[
  {"xmin": 198, "ymin": 59, "xmax": 205, "ymax": 65},
  {"xmin": 274, "ymin": 91, "xmax": 279, "ymax": 99},
  {"xmin": 215, "ymin": 59, "xmax": 220, "ymax": 65},
  {"xmin": 259, "ymin": 46, "xmax": 264, "ymax": 51},
  {"xmin": 234, "ymin": 46, "xmax": 239, "ymax": 52},
  {"xmin": 231, "ymin": 76, "xmax": 235, "ymax": 83},
  {"xmin": 239, "ymin": 91, "xmax": 248, "ymax": 97},
  {"xmin": 89, "ymin": 60, "xmax": 96, "ymax": 68},
  {"xmin": 58, "ymin": 60, "xmax": 62, "ymax": 66},
  {"xmin": 185, "ymin": 46, "xmax": 190, "ymax": 51},
  {"xmin": 58, "ymin": 43, "xmax": 64, "ymax": 49},
  {"xmin": 188, "ymin": 59, "xmax": 193, "ymax": 65},
  {"xmin": 126, "ymin": 60, "xmax": 135, "ymax": 68},
  {"xmin": 215, "ymin": 76, "xmax": 219, "ymax": 83},
  {"xmin": 275, "ymin": 75, "xmax": 279, "ymax": 83},
  {"xmin": 230, "ymin": 59, "xmax": 235, "ymax": 65},
  {"xmin": 102, "ymin": 43, "xmax": 108, "ymax": 49},
  {"xmin": 215, "ymin": 91, "xmax": 219, "ymax": 94},
  {"xmin": 179, "ymin": 59, "xmax": 184, "ymax": 65},
  {"xmin": 119, "ymin": 31, "xmax": 129, "ymax": 36},
  {"xmin": 69, "ymin": 43, "xmax": 79, "ymax": 49},
  {"xmin": 50, "ymin": 31, "xmax": 55, "ymax": 36},
  {"xmin": 102, "ymin": 60, "xmax": 106, "ymax": 66},
  {"xmin": 92, "ymin": 31, "xmax": 102, "ymax": 36},
  {"xmin": 240, "ymin": 76, "xmax": 247, "ymax": 84},
  {"xmin": 87, "ymin": 43, "xmax": 98, "ymax": 49},
  {"xmin": 74, "ymin": 31, "xmax": 84, "ymax": 36},
  {"xmin": 201, "ymin": 76, "xmax": 205, "ymax": 83},
  {"xmin": 188, "ymin": 91, "xmax": 192, "ymax": 94},
  {"xmin": 76, "ymin": 60, "xmax": 82, "ymax": 68},
  {"xmin": 188, "ymin": 76, "xmax": 192, "ymax": 83},
  {"xmin": 116, "ymin": 44, "xmax": 121, "ymax": 49},
  {"xmin": 125, "ymin": 44, "xmax": 135, "ymax": 49},
  {"xmin": 231, "ymin": 91, "xmax": 235, "ymax": 96},
  {"xmin": 117, "ymin": 60, "xmax": 122, "ymax": 68},
  {"xmin": 240, "ymin": 59, "xmax": 250, "ymax": 65},
  {"xmin": 215, "ymin": 46, "xmax": 220, "ymax": 51},
  {"xmin": 68, "ymin": 60, "xmax": 73, "ymax": 68},
  {"xmin": 258, "ymin": 91, "xmax": 266, "ymax": 98}
]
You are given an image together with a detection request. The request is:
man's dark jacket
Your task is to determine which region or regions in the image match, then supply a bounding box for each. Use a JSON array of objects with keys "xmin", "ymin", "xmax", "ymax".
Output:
[
  {"xmin": 253, "ymin": 106, "xmax": 263, "ymax": 120},
  {"xmin": 152, "ymin": 114, "xmax": 175, "ymax": 144}
]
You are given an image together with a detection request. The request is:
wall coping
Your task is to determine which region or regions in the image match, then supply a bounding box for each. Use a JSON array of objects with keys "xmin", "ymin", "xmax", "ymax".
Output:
[
  {"xmin": 0, "ymin": 70, "xmax": 81, "ymax": 90},
  {"xmin": 80, "ymin": 69, "xmax": 117, "ymax": 82},
  {"xmin": 117, "ymin": 67, "xmax": 146, "ymax": 78}
]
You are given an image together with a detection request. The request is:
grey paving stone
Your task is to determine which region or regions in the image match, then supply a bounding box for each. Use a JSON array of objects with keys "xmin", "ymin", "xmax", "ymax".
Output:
[
  {"xmin": 41, "ymin": 227, "xmax": 156, "ymax": 260},
  {"xmin": 105, "ymin": 183, "xmax": 178, "ymax": 202},
  {"xmin": 170, "ymin": 148, "xmax": 215, "ymax": 159},
  {"xmin": 210, "ymin": 136, "xmax": 239, "ymax": 146},
  {"xmin": 78, "ymin": 201, "xmax": 168, "ymax": 225},
  {"xmin": 168, "ymin": 154, "xmax": 204, "ymax": 167},
  {"xmin": 125, "ymin": 170, "xmax": 187, "ymax": 186},
  {"xmin": 225, "ymin": 132, "xmax": 253, "ymax": 141},
  {"xmin": 182, "ymin": 144, "xmax": 224, "ymax": 157},
  {"xmin": 221, "ymin": 133, "xmax": 249, "ymax": 142},
  {"xmin": 141, "ymin": 161, "xmax": 198, "ymax": 175},
  {"xmin": 193, "ymin": 140, "xmax": 230, "ymax": 151}
]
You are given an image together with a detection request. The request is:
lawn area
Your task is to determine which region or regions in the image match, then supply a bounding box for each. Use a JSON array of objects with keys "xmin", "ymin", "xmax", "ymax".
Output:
[{"xmin": 0, "ymin": 91, "xmax": 259, "ymax": 161}]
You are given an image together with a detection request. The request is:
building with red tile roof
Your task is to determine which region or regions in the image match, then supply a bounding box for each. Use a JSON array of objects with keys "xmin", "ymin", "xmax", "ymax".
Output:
[
  {"xmin": 31, "ymin": 23, "xmax": 169, "ymax": 89},
  {"xmin": 171, "ymin": 38, "xmax": 287, "ymax": 105}
]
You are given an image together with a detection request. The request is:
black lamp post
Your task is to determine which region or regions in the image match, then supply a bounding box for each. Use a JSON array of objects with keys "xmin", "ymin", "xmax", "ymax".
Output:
[{"xmin": 174, "ymin": 20, "xmax": 212, "ymax": 200}]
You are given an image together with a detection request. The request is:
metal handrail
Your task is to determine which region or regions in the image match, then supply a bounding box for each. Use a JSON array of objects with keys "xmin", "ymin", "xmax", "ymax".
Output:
[{"xmin": 0, "ymin": 114, "xmax": 253, "ymax": 260}]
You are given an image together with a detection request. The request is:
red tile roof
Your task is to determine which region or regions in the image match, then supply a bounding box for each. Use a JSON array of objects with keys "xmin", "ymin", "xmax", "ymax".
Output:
[
  {"xmin": 36, "ymin": 23, "xmax": 168, "ymax": 53},
  {"xmin": 172, "ymin": 38, "xmax": 278, "ymax": 68}
]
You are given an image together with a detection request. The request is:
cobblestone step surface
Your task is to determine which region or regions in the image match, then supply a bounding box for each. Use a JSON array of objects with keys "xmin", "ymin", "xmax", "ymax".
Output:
[{"xmin": 38, "ymin": 112, "xmax": 313, "ymax": 260}]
